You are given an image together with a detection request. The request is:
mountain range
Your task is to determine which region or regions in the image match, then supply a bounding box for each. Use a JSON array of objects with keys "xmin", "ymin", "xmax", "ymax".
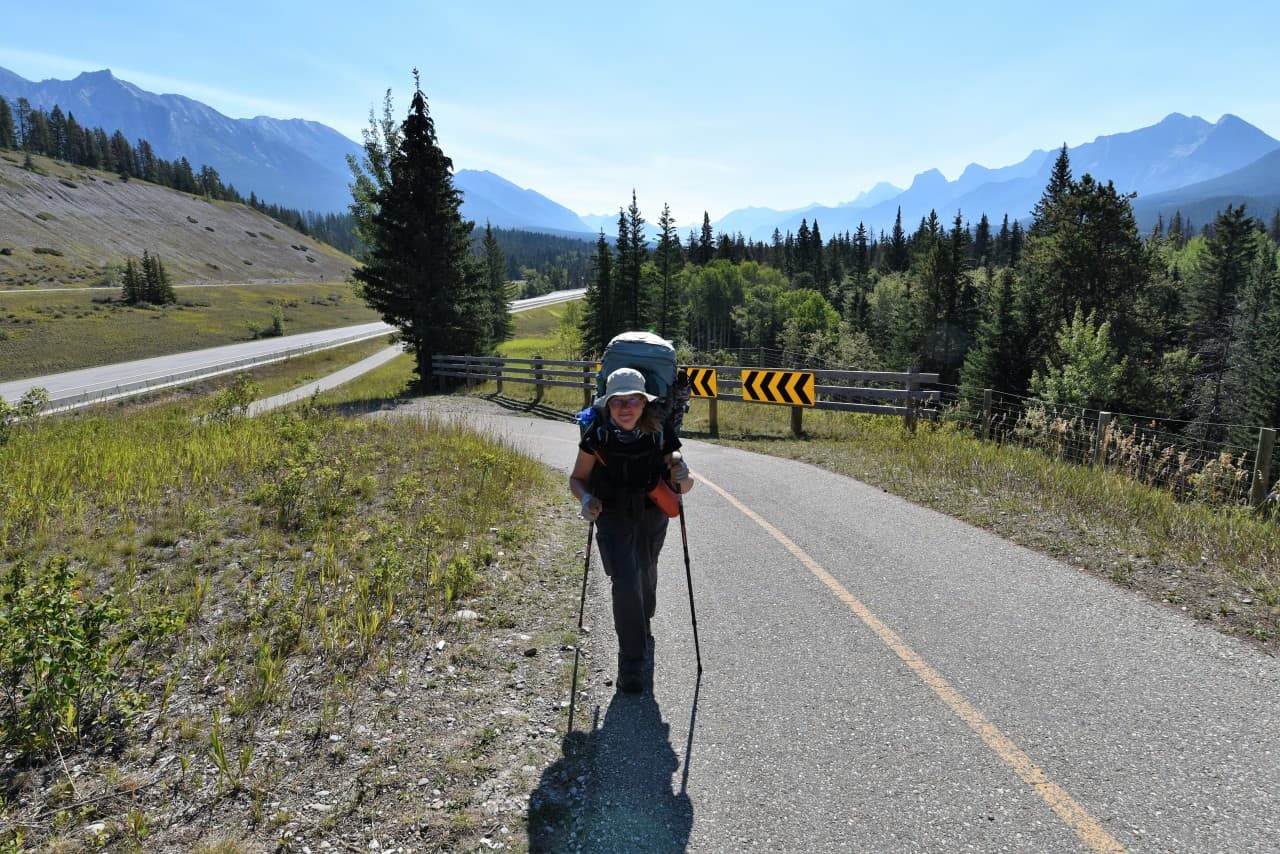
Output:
[{"xmin": 4, "ymin": 67, "xmax": 1279, "ymax": 243}]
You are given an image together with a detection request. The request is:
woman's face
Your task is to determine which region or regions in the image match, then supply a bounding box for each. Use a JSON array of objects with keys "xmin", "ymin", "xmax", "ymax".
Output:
[{"xmin": 607, "ymin": 393, "xmax": 647, "ymax": 430}]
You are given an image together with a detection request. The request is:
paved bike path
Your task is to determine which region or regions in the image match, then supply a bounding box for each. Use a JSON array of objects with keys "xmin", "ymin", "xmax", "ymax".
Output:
[{"xmin": 407, "ymin": 398, "xmax": 1280, "ymax": 853}]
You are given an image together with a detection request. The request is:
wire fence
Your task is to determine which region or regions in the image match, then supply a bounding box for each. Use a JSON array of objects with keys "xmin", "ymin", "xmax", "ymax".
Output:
[
  {"xmin": 683, "ymin": 347, "xmax": 1277, "ymax": 514},
  {"xmin": 941, "ymin": 386, "xmax": 1275, "ymax": 512}
]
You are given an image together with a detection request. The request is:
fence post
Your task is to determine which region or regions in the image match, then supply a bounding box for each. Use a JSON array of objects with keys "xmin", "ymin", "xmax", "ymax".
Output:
[
  {"xmin": 583, "ymin": 363, "xmax": 594, "ymax": 409},
  {"xmin": 1094, "ymin": 411, "xmax": 1112, "ymax": 466},
  {"xmin": 982, "ymin": 388, "xmax": 992, "ymax": 441},
  {"xmin": 464, "ymin": 356, "xmax": 474, "ymax": 392},
  {"xmin": 496, "ymin": 360, "xmax": 503, "ymax": 395},
  {"xmin": 904, "ymin": 370, "xmax": 918, "ymax": 433},
  {"xmin": 790, "ymin": 406, "xmax": 803, "ymax": 437},
  {"xmin": 533, "ymin": 353, "xmax": 544, "ymax": 404},
  {"xmin": 1251, "ymin": 427, "xmax": 1277, "ymax": 509},
  {"xmin": 436, "ymin": 356, "xmax": 446, "ymax": 394}
]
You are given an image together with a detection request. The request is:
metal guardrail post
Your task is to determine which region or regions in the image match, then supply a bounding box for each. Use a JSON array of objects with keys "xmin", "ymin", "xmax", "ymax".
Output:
[
  {"xmin": 1094, "ymin": 411, "xmax": 1112, "ymax": 466},
  {"xmin": 1251, "ymin": 427, "xmax": 1276, "ymax": 509},
  {"xmin": 982, "ymin": 388, "xmax": 992, "ymax": 441},
  {"xmin": 533, "ymin": 354, "xmax": 544, "ymax": 404}
]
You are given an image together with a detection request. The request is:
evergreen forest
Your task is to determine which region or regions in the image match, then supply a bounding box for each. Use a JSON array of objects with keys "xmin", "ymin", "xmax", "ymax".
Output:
[{"xmin": 576, "ymin": 149, "xmax": 1280, "ymax": 453}]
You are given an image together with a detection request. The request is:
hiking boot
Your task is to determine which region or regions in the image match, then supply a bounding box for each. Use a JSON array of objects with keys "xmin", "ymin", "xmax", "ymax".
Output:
[
  {"xmin": 617, "ymin": 654, "xmax": 647, "ymax": 693},
  {"xmin": 617, "ymin": 669, "xmax": 645, "ymax": 693}
]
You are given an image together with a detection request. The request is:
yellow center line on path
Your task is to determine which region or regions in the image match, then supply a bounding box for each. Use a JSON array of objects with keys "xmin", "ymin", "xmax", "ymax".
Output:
[{"xmin": 693, "ymin": 471, "xmax": 1127, "ymax": 854}]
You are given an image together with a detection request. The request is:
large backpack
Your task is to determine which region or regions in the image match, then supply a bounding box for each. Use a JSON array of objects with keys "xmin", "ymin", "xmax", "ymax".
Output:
[{"xmin": 578, "ymin": 331, "xmax": 690, "ymax": 436}]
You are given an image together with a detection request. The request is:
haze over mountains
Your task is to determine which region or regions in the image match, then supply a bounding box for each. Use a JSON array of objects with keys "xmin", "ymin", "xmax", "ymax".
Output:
[{"xmin": 4, "ymin": 67, "xmax": 1279, "ymax": 244}]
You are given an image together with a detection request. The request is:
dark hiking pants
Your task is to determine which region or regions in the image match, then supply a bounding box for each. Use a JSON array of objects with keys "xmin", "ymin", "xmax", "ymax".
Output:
[{"xmin": 594, "ymin": 497, "xmax": 670, "ymax": 673}]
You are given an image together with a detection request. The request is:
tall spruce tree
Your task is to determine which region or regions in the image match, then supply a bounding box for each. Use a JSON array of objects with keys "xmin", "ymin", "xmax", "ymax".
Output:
[
  {"xmin": 959, "ymin": 267, "xmax": 1023, "ymax": 397},
  {"xmin": 1226, "ymin": 236, "xmax": 1280, "ymax": 445},
  {"xmin": 482, "ymin": 222, "xmax": 513, "ymax": 346},
  {"xmin": 1030, "ymin": 144, "xmax": 1073, "ymax": 235},
  {"xmin": 1186, "ymin": 204, "xmax": 1258, "ymax": 437},
  {"xmin": 888, "ymin": 207, "xmax": 909, "ymax": 272},
  {"xmin": 698, "ymin": 212, "xmax": 714, "ymax": 265},
  {"xmin": 620, "ymin": 191, "xmax": 648, "ymax": 328},
  {"xmin": 580, "ymin": 230, "xmax": 615, "ymax": 355},
  {"xmin": 0, "ymin": 97, "xmax": 14, "ymax": 149},
  {"xmin": 351, "ymin": 71, "xmax": 484, "ymax": 384},
  {"xmin": 120, "ymin": 258, "xmax": 142, "ymax": 304},
  {"xmin": 654, "ymin": 203, "xmax": 683, "ymax": 339}
]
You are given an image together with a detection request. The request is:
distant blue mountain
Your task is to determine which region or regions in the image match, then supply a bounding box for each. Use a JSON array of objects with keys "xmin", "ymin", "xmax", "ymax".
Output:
[
  {"xmin": 0, "ymin": 67, "xmax": 595, "ymax": 234},
  {"xmin": 1131, "ymin": 146, "xmax": 1280, "ymax": 232},
  {"xmin": 712, "ymin": 113, "xmax": 1280, "ymax": 240},
  {"xmin": 454, "ymin": 170, "xmax": 593, "ymax": 236},
  {"xmin": 5, "ymin": 67, "xmax": 1277, "ymax": 243},
  {"xmin": 0, "ymin": 67, "xmax": 362, "ymax": 213}
]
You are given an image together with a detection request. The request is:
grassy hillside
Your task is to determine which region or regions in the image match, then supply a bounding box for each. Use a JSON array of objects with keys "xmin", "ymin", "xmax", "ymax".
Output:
[
  {"xmin": 0, "ymin": 283, "xmax": 382, "ymax": 381},
  {"xmin": 0, "ymin": 152, "xmax": 356, "ymax": 289}
]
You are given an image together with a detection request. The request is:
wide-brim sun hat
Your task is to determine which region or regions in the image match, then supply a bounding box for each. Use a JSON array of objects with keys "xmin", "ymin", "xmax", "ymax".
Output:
[{"xmin": 595, "ymin": 367, "xmax": 657, "ymax": 409}]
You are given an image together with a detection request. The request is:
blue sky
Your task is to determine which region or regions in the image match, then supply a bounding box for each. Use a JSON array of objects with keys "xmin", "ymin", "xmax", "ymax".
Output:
[{"xmin": 3, "ymin": 1, "xmax": 1278, "ymax": 228}]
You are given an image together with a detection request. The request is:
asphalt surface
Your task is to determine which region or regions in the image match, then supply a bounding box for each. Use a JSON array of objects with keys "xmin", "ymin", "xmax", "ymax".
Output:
[
  {"xmin": 2, "ymin": 288, "xmax": 584, "ymax": 408},
  {"xmin": 0, "ymin": 321, "xmax": 394, "ymax": 408},
  {"xmin": 404, "ymin": 397, "xmax": 1280, "ymax": 853}
]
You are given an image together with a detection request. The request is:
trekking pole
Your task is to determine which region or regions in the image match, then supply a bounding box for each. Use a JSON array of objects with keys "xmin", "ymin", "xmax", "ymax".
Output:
[
  {"xmin": 567, "ymin": 520, "xmax": 593, "ymax": 732},
  {"xmin": 577, "ymin": 520, "xmax": 594, "ymax": 631},
  {"xmin": 672, "ymin": 453, "xmax": 703, "ymax": 674}
]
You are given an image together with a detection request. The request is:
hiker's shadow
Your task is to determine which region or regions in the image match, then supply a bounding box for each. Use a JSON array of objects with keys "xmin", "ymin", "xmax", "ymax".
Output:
[{"xmin": 528, "ymin": 690, "xmax": 693, "ymax": 852}]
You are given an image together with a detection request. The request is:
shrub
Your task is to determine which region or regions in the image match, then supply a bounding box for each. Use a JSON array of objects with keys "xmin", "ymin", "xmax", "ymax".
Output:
[
  {"xmin": 0, "ymin": 387, "xmax": 49, "ymax": 445},
  {"xmin": 208, "ymin": 374, "xmax": 260, "ymax": 423},
  {"xmin": 58, "ymin": 178, "xmax": 77, "ymax": 189},
  {"xmin": 32, "ymin": 247, "xmax": 63, "ymax": 256},
  {"xmin": 0, "ymin": 557, "xmax": 137, "ymax": 757}
]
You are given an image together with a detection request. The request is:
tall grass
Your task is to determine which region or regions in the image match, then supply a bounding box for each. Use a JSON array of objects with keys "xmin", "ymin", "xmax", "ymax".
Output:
[
  {"xmin": 0, "ymin": 398, "xmax": 552, "ymax": 766},
  {"xmin": 0, "ymin": 283, "xmax": 380, "ymax": 381}
]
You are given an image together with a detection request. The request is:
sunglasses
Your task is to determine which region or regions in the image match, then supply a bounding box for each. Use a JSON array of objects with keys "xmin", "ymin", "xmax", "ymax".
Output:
[{"xmin": 608, "ymin": 395, "xmax": 647, "ymax": 409}]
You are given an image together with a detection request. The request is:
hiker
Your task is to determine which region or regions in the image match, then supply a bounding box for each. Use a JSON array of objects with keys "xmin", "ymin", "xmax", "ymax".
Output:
[{"xmin": 569, "ymin": 367, "xmax": 693, "ymax": 693}]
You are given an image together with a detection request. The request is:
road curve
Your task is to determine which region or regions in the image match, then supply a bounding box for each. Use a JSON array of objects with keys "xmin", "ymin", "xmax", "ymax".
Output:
[{"xmin": 398, "ymin": 397, "xmax": 1280, "ymax": 853}]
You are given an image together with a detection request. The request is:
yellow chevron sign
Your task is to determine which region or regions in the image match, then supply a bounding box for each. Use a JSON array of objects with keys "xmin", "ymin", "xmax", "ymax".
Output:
[
  {"xmin": 684, "ymin": 367, "xmax": 717, "ymax": 398},
  {"xmin": 740, "ymin": 369, "xmax": 815, "ymax": 406}
]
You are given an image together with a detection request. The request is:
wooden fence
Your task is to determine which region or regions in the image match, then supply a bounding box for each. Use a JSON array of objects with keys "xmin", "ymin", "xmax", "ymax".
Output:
[{"xmin": 430, "ymin": 354, "xmax": 939, "ymax": 435}]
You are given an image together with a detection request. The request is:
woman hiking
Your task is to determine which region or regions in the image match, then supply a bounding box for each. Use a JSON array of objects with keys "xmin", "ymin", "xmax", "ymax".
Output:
[{"xmin": 569, "ymin": 367, "xmax": 693, "ymax": 693}]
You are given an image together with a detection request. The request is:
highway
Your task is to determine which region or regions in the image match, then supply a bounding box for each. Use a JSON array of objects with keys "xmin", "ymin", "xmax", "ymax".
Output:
[{"xmin": 1, "ymin": 288, "xmax": 584, "ymax": 409}]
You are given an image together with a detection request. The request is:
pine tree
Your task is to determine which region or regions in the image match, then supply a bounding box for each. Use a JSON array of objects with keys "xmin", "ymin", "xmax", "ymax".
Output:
[
  {"xmin": 654, "ymin": 203, "xmax": 683, "ymax": 339},
  {"xmin": 580, "ymin": 230, "xmax": 615, "ymax": 354},
  {"xmin": 1031, "ymin": 144, "xmax": 1073, "ymax": 235},
  {"xmin": 120, "ymin": 258, "xmax": 142, "ymax": 304},
  {"xmin": 1226, "ymin": 237, "xmax": 1280, "ymax": 445},
  {"xmin": 960, "ymin": 267, "xmax": 1023, "ymax": 397},
  {"xmin": 888, "ymin": 207, "xmax": 908, "ymax": 272},
  {"xmin": 620, "ymin": 191, "xmax": 647, "ymax": 328},
  {"xmin": 698, "ymin": 212, "xmax": 714, "ymax": 265},
  {"xmin": 154, "ymin": 254, "xmax": 175, "ymax": 304},
  {"xmin": 0, "ymin": 97, "xmax": 15, "ymax": 149},
  {"xmin": 1186, "ymin": 204, "xmax": 1258, "ymax": 437},
  {"xmin": 351, "ymin": 71, "xmax": 485, "ymax": 384},
  {"xmin": 973, "ymin": 213, "xmax": 992, "ymax": 266},
  {"xmin": 482, "ymin": 222, "xmax": 513, "ymax": 345}
]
